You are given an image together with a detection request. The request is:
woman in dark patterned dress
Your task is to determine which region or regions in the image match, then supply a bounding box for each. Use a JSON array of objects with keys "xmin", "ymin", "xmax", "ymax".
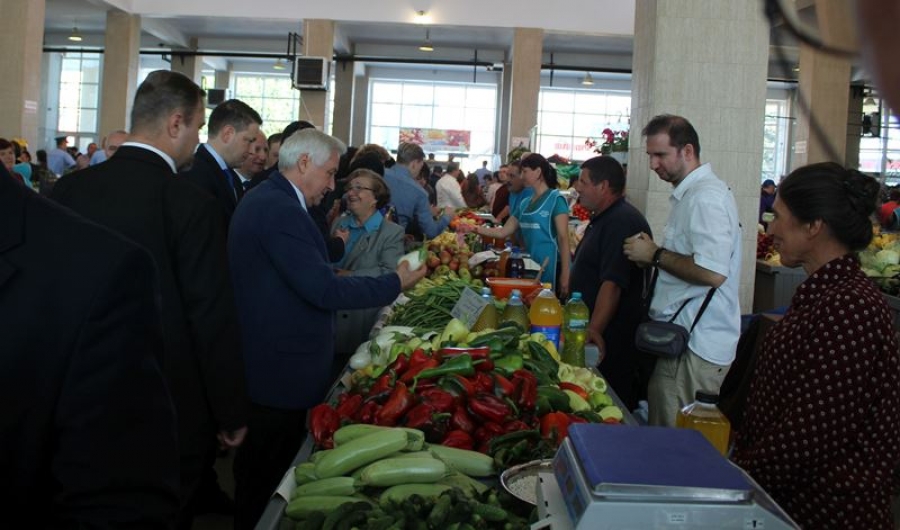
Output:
[{"xmin": 731, "ymin": 162, "xmax": 900, "ymax": 529}]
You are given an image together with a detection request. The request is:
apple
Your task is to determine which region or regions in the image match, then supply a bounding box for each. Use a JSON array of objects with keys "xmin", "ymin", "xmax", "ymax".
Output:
[
  {"xmin": 439, "ymin": 251, "xmax": 452, "ymax": 265},
  {"xmin": 426, "ymin": 253, "xmax": 441, "ymax": 269}
]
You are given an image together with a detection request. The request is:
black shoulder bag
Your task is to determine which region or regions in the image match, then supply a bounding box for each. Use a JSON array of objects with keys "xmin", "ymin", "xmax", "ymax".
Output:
[{"xmin": 634, "ymin": 265, "xmax": 716, "ymax": 359}]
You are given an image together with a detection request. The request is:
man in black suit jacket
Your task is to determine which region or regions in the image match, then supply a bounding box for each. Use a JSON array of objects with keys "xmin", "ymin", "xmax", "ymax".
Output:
[
  {"xmin": 182, "ymin": 99, "xmax": 262, "ymax": 222},
  {"xmin": 0, "ymin": 164, "xmax": 180, "ymax": 528},
  {"xmin": 52, "ymin": 70, "xmax": 249, "ymax": 528}
]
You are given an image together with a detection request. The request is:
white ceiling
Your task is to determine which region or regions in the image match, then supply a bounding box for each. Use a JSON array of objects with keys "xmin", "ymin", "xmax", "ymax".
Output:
[{"xmin": 41, "ymin": 0, "xmax": 850, "ymax": 83}]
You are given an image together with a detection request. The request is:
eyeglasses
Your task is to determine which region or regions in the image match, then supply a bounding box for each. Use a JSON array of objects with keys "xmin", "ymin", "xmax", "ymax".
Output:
[{"xmin": 347, "ymin": 184, "xmax": 375, "ymax": 193}]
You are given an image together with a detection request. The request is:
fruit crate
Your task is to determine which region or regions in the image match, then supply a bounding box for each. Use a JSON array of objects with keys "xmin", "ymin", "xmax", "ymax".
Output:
[{"xmin": 753, "ymin": 260, "xmax": 807, "ymax": 313}]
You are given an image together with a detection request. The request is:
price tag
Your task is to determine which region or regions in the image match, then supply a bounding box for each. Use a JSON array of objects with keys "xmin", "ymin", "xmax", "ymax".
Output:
[{"xmin": 451, "ymin": 286, "xmax": 488, "ymax": 328}]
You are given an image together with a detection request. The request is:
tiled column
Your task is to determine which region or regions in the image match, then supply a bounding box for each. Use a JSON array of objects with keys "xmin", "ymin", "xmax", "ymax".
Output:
[
  {"xmin": 630, "ymin": 1, "xmax": 770, "ymax": 314},
  {"xmin": 170, "ymin": 37, "xmax": 203, "ymax": 84},
  {"xmin": 301, "ymin": 19, "xmax": 334, "ymax": 129},
  {"xmin": 331, "ymin": 59, "xmax": 354, "ymax": 143},
  {"xmin": 99, "ymin": 10, "xmax": 140, "ymax": 135},
  {"xmin": 790, "ymin": 0, "xmax": 857, "ymax": 167},
  {"xmin": 0, "ymin": 0, "xmax": 45, "ymax": 146},
  {"xmin": 350, "ymin": 68, "xmax": 369, "ymax": 147},
  {"xmin": 214, "ymin": 69, "xmax": 231, "ymax": 91},
  {"xmin": 507, "ymin": 28, "xmax": 542, "ymax": 154}
]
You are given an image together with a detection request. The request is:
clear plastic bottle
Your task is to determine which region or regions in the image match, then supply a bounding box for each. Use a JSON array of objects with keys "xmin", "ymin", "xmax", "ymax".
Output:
[
  {"xmin": 508, "ymin": 247, "xmax": 525, "ymax": 278},
  {"xmin": 500, "ymin": 289, "xmax": 530, "ymax": 330},
  {"xmin": 529, "ymin": 283, "xmax": 563, "ymax": 351},
  {"xmin": 562, "ymin": 292, "xmax": 590, "ymax": 367},
  {"xmin": 676, "ymin": 391, "xmax": 731, "ymax": 456},
  {"xmin": 472, "ymin": 287, "xmax": 498, "ymax": 332}
]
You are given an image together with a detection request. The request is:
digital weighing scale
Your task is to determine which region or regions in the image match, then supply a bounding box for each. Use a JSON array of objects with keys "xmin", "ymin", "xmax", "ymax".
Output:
[{"xmin": 532, "ymin": 424, "xmax": 799, "ymax": 530}]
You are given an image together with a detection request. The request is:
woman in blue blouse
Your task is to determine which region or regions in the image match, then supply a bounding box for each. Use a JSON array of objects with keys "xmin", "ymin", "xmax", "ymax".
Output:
[{"xmin": 473, "ymin": 153, "xmax": 570, "ymax": 296}]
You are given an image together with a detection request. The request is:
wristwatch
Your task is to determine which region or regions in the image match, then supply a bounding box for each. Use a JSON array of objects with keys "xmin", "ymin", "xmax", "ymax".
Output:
[{"xmin": 652, "ymin": 247, "xmax": 665, "ymax": 268}]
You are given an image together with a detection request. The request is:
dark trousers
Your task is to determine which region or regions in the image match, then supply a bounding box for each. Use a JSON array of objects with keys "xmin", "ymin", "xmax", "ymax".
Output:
[{"xmin": 233, "ymin": 403, "xmax": 306, "ymax": 530}]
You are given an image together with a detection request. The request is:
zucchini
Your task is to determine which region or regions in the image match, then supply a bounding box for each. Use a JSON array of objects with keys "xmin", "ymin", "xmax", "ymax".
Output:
[
  {"xmin": 315, "ymin": 428, "xmax": 409, "ymax": 478},
  {"xmin": 309, "ymin": 448, "xmax": 333, "ymax": 463},
  {"xmin": 358, "ymin": 457, "xmax": 447, "ymax": 487},
  {"xmin": 284, "ymin": 495, "xmax": 361, "ymax": 520},
  {"xmin": 293, "ymin": 476, "xmax": 358, "ymax": 498},
  {"xmin": 437, "ymin": 472, "xmax": 489, "ymax": 496},
  {"xmin": 390, "ymin": 450, "xmax": 436, "ymax": 459},
  {"xmin": 427, "ymin": 444, "xmax": 495, "ymax": 477},
  {"xmin": 333, "ymin": 424, "xmax": 425, "ymax": 451},
  {"xmin": 379, "ymin": 484, "xmax": 454, "ymax": 506},
  {"xmin": 293, "ymin": 462, "xmax": 318, "ymax": 485}
]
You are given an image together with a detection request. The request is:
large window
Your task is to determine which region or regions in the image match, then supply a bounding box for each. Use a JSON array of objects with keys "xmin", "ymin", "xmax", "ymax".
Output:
[
  {"xmin": 232, "ymin": 74, "xmax": 300, "ymax": 137},
  {"xmin": 57, "ymin": 52, "xmax": 101, "ymax": 151},
  {"xmin": 367, "ymin": 80, "xmax": 497, "ymax": 156},
  {"xmin": 762, "ymin": 99, "xmax": 792, "ymax": 183},
  {"xmin": 535, "ymin": 88, "xmax": 631, "ymax": 162}
]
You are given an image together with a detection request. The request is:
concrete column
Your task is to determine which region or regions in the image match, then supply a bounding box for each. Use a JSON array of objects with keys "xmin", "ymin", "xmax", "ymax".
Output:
[
  {"xmin": 790, "ymin": 0, "xmax": 857, "ymax": 167},
  {"xmin": 630, "ymin": 0, "xmax": 770, "ymax": 314},
  {"xmin": 171, "ymin": 37, "xmax": 203, "ymax": 84},
  {"xmin": 845, "ymin": 86, "xmax": 864, "ymax": 169},
  {"xmin": 99, "ymin": 10, "xmax": 140, "ymax": 135},
  {"xmin": 499, "ymin": 64, "xmax": 512, "ymax": 159},
  {"xmin": 0, "ymin": 0, "xmax": 45, "ymax": 146},
  {"xmin": 351, "ymin": 68, "xmax": 369, "ymax": 147},
  {"xmin": 507, "ymin": 28, "xmax": 543, "ymax": 150},
  {"xmin": 301, "ymin": 19, "xmax": 335, "ymax": 129},
  {"xmin": 331, "ymin": 59, "xmax": 354, "ymax": 144}
]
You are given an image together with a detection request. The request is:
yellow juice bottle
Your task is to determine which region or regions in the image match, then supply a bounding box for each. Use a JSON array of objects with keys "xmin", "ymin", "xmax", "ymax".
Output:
[{"xmin": 676, "ymin": 391, "xmax": 731, "ymax": 456}]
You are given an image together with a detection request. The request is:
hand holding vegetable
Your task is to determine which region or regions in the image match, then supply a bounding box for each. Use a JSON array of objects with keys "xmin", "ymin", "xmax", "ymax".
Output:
[{"xmin": 396, "ymin": 259, "xmax": 428, "ymax": 291}]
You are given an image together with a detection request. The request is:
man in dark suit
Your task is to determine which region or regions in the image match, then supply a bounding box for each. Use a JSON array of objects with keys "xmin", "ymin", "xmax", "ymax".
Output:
[
  {"xmin": 51, "ymin": 70, "xmax": 249, "ymax": 529},
  {"xmin": 182, "ymin": 99, "xmax": 262, "ymax": 222},
  {"xmin": 0, "ymin": 164, "xmax": 181, "ymax": 528},
  {"xmin": 228, "ymin": 128, "xmax": 426, "ymax": 528}
]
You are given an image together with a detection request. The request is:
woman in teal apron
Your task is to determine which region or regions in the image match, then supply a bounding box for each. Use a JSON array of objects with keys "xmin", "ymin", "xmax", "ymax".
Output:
[{"xmin": 473, "ymin": 153, "xmax": 571, "ymax": 296}]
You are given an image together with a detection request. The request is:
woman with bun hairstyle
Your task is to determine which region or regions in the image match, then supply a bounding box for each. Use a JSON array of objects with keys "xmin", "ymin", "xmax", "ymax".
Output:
[
  {"xmin": 731, "ymin": 162, "xmax": 900, "ymax": 529},
  {"xmin": 472, "ymin": 153, "xmax": 570, "ymax": 295}
]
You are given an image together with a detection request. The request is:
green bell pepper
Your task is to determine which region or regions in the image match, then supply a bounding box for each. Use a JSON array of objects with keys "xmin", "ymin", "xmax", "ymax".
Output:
[{"xmin": 492, "ymin": 354, "xmax": 524, "ymax": 374}]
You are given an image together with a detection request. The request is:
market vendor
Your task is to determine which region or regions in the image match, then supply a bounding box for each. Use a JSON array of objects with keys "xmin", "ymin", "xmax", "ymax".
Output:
[
  {"xmin": 470, "ymin": 153, "xmax": 570, "ymax": 295},
  {"xmin": 227, "ymin": 129, "xmax": 427, "ymax": 529},
  {"xmin": 731, "ymin": 162, "xmax": 900, "ymax": 529},
  {"xmin": 331, "ymin": 168, "xmax": 405, "ymax": 373}
]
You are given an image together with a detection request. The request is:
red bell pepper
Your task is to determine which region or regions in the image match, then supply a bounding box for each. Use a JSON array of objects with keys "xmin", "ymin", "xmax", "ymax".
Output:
[
  {"xmin": 512, "ymin": 370, "xmax": 538, "ymax": 410},
  {"xmin": 369, "ymin": 372, "xmax": 394, "ymax": 396},
  {"xmin": 474, "ymin": 358, "xmax": 495, "ymax": 372},
  {"xmin": 559, "ymin": 381, "xmax": 589, "ymax": 400},
  {"xmin": 404, "ymin": 403, "xmax": 435, "ymax": 430},
  {"xmin": 399, "ymin": 358, "xmax": 439, "ymax": 385},
  {"xmin": 493, "ymin": 373, "xmax": 516, "ymax": 395},
  {"xmin": 442, "ymin": 374, "xmax": 476, "ymax": 397},
  {"xmin": 358, "ymin": 401, "xmax": 380, "ymax": 424},
  {"xmin": 472, "ymin": 372, "xmax": 494, "ymax": 394},
  {"xmin": 450, "ymin": 404, "xmax": 476, "ymax": 432},
  {"xmin": 375, "ymin": 382, "xmax": 414, "ymax": 426},
  {"xmin": 468, "ymin": 393, "xmax": 511, "ymax": 424},
  {"xmin": 540, "ymin": 412, "xmax": 572, "ymax": 446},
  {"xmin": 335, "ymin": 393, "xmax": 363, "ymax": 421},
  {"xmin": 439, "ymin": 346, "xmax": 490, "ymax": 360},
  {"xmin": 419, "ymin": 388, "xmax": 456, "ymax": 413},
  {"xmin": 387, "ymin": 353, "xmax": 410, "ymax": 377},
  {"xmin": 442, "ymin": 430, "xmax": 474, "ymax": 450},
  {"xmin": 409, "ymin": 348, "xmax": 430, "ymax": 367},
  {"xmin": 309, "ymin": 403, "xmax": 341, "ymax": 449},
  {"xmin": 503, "ymin": 419, "xmax": 531, "ymax": 433}
]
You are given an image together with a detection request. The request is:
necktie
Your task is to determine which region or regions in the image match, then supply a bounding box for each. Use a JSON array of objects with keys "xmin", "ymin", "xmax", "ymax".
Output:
[{"xmin": 226, "ymin": 168, "xmax": 243, "ymax": 202}]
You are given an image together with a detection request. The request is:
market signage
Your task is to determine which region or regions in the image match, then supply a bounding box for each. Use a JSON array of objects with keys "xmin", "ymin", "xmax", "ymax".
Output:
[{"xmin": 399, "ymin": 128, "xmax": 471, "ymax": 152}]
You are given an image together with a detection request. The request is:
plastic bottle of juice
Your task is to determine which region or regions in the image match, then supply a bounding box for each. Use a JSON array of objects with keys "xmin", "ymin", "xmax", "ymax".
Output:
[
  {"xmin": 497, "ymin": 242, "xmax": 512, "ymax": 277},
  {"xmin": 508, "ymin": 247, "xmax": 525, "ymax": 278},
  {"xmin": 562, "ymin": 292, "xmax": 590, "ymax": 367},
  {"xmin": 529, "ymin": 283, "xmax": 563, "ymax": 351},
  {"xmin": 472, "ymin": 287, "xmax": 498, "ymax": 331},
  {"xmin": 500, "ymin": 289, "xmax": 530, "ymax": 330},
  {"xmin": 676, "ymin": 391, "xmax": 731, "ymax": 456}
]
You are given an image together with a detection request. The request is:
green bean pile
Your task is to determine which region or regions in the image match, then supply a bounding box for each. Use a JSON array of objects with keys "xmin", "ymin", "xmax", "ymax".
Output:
[{"xmin": 387, "ymin": 280, "xmax": 472, "ymax": 331}]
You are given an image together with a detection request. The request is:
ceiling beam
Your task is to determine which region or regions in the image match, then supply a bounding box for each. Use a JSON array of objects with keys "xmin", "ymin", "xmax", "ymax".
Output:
[{"xmin": 141, "ymin": 17, "xmax": 191, "ymax": 48}]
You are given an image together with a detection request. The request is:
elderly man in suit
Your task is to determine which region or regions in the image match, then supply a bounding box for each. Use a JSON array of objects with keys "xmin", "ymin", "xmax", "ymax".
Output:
[
  {"xmin": 182, "ymin": 99, "xmax": 262, "ymax": 222},
  {"xmin": 51, "ymin": 70, "xmax": 249, "ymax": 529},
  {"xmin": 228, "ymin": 128, "xmax": 427, "ymax": 528},
  {"xmin": 1, "ymin": 162, "xmax": 180, "ymax": 528}
]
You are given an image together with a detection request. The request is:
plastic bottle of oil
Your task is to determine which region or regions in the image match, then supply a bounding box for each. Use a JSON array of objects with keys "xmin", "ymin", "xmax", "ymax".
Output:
[
  {"xmin": 472, "ymin": 287, "xmax": 498, "ymax": 331},
  {"xmin": 676, "ymin": 391, "xmax": 731, "ymax": 456},
  {"xmin": 529, "ymin": 283, "xmax": 563, "ymax": 351},
  {"xmin": 500, "ymin": 289, "xmax": 530, "ymax": 330}
]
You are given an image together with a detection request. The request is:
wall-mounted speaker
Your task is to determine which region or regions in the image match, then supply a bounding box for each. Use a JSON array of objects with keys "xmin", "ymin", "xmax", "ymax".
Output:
[
  {"xmin": 293, "ymin": 57, "xmax": 328, "ymax": 90},
  {"xmin": 206, "ymin": 88, "xmax": 230, "ymax": 108}
]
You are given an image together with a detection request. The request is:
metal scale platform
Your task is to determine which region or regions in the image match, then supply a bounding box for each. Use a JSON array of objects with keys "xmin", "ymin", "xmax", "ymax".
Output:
[{"xmin": 532, "ymin": 424, "xmax": 799, "ymax": 530}]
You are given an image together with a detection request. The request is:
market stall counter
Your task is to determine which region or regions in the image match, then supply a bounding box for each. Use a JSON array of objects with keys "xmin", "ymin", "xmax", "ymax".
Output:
[{"xmin": 254, "ymin": 361, "xmax": 637, "ymax": 530}]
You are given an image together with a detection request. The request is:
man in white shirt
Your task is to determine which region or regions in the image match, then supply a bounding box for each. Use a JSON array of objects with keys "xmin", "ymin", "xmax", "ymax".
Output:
[
  {"xmin": 623, "ymin": 114, "xmax": 741, "ymax": 427},
  {"xmin": 436, "ymin": 161, "xmax": 467, "ymax": 209}
]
